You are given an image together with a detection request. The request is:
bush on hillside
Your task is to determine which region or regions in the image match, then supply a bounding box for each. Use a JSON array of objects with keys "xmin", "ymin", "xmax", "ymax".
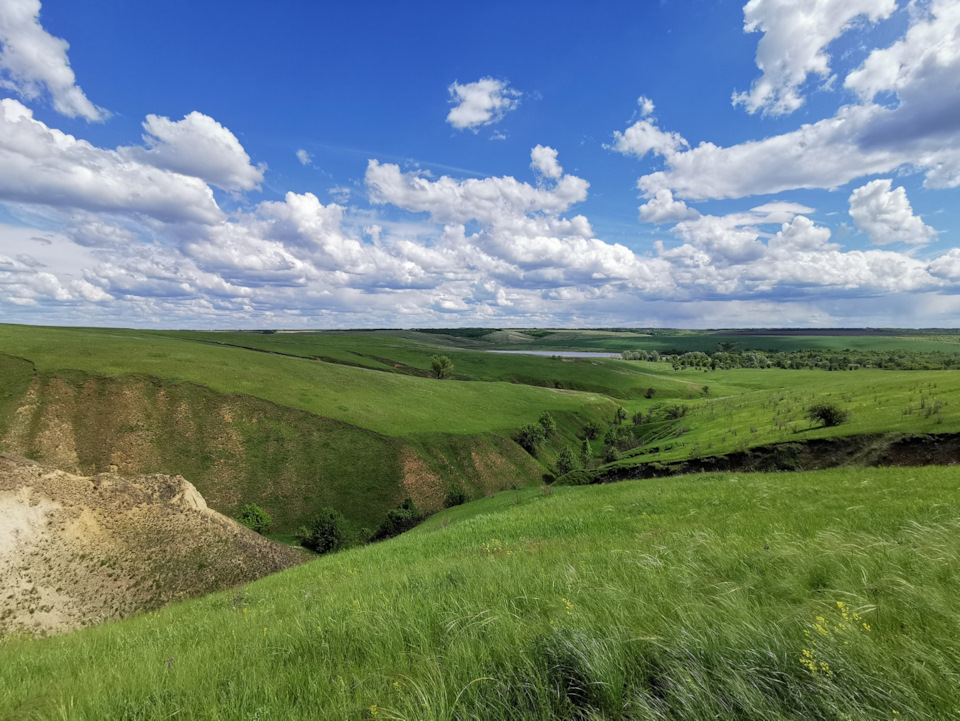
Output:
[
  {"xmin": 806, "ymin": 402, "xmax": 850, "ymax": 427},
  {"xmin": 556, "ymin": 446, "xmax": 577, "ymax": 477},
  {"xmin": 298, "ymin": 507, "xmax": 347, "ymax": 554},
  {"xmin": 444, "ymin": 484, "xmax": 469, "ymax": 508},
  {"xmin": 373, "ymin": 498, "xmax": 424, "ymax": 540},
  {"xmin": 538, "ymin": 411, "xmax": 557, "ymax": 434},
  {"xmin": 603, "ymin": 446, "xmax": 621, "ymax": 464},
  {"xmin": 431, "ymin": 354, "xmax": 454, "ymax": 379},
  {"xmin": 516, "ymin": 424, "xmax": 547, "ymax": 456},
  {"xmin": 583, "ymin": 422, "xmax": 601, "ymax": 440},
  {"xmin": 237, "ymin": 503, "xmax": 272, "ymax": 534},
  {"xmin": 664, "ymin": 404, "xmax": 687, "ymax": 420},
  {"xmin": 579, "ymin": 439, "xmax": 591, "ymax": 468}
]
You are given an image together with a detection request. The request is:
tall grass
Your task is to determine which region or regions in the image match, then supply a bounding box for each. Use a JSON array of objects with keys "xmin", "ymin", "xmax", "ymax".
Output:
[{"xmin": 4, "ymin": 466, "xmax": 960, "ymax": 719}]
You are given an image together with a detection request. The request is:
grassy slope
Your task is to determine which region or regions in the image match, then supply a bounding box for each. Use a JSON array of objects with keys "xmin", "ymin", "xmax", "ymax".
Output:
[
  {"xmin": 0, "ymin": 355, "xmax": 561, "ymax": 533},
  {"xmin": 0, "ymin": 360, "xmax": 405, "ymax": 533},
  {"xmin": 604, "ymin": 365, "xmax": 960, "ymax": 468},
  {"xmin": 161, "ymin": 329, "xmax": 697, "ymax": 400},
  {"xmin": 5, "ymin": 324, "xmax": 959, "ymax": 489},
  {"xmin": 3, "ymin": 467, "xmax": 959, "ymax": 719},
  {"xmin": 0, "ymin": 325, "xmax": 615, "ymax": 436},
  {"xmin": 470, "ymin": 328, "xmax": 960, "ymax": 354}
]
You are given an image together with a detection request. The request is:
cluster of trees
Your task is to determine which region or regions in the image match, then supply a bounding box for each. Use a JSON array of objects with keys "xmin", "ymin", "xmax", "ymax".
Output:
[
  {"xmin": 622, "ymin": 347, "xmax": 960, "ymax": 371},
  {"xmin": 516, "ymin": 402, "xmax": 693, "ymax": 481},
  {"xmin": 516, "ymin": 411, "xmax": 558, "ymax": 456},
  {"xmin": 620, "ymin": 349, "xmax": 661, "ymax": 361},
  {"xmin": 296, "ymin": 497, "xmax": 427, "ymax": 555}
]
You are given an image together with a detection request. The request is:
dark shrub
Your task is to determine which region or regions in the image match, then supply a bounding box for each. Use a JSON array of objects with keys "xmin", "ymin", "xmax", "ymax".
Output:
[
  {"xmin": 444, "ymin": 484, "xmax": 469, "ymax": 508},
  {"xmin": 806, "ymin": 402, "xmax": 849, "ymax": 427},
  {"xmin": 298, "ymin": 507, "xmax": 347, "ymax": 554},
  {"xmin": 373, "ymin": 498, "xmax": 423, "ymax": 540},
  {"xmin": 602, "ymin": 446, "xmax": 621, "ymax": 464},
  {"xmin": 664, "ymin": 404, "xmax": 687, "ymax": 420},
  {"xmin": 516, "ymin": 424, "xmax": 547, "ymax": 456},
  {"xmin": 236, "ymin": 503, "xmax": 271, "ymax": 534}
]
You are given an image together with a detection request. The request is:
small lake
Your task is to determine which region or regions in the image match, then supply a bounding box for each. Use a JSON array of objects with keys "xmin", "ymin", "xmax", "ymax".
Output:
[{"xmin": 488, "ymin": 350, "xmax": 619, "ymax": 358}]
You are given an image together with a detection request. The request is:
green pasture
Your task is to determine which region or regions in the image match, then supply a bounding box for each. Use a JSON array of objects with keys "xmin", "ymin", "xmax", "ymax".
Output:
[
  {"xmin": 604, "ymin": 365, "xmax": 960, "ymax": 467},
  {"xmin": 4, "ymin": 466, "xmax": 960, "ymax": 719},
  {"xmin": 0, "ymin": 325, "xmax": 616, "ymax": 437},
  {"xmin": 478, "ymin": 329, "xmax": 960, "ymax": 354},
  {"xmin": 162, "ymin": 329, "xmax": 705, "ymax": 400}
]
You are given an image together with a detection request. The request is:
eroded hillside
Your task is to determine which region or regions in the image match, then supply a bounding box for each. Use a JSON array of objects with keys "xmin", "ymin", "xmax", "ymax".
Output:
[
  {"xmin": 0, "ymin": 454, "xmax": 305, "ymax": 637},
  {"xmin": 0, "ymin": 354, "xmax": 546, "ymax": 531}
]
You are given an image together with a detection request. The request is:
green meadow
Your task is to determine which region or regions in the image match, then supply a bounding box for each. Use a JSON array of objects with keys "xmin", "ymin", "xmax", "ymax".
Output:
[
  {"xmin": 3, "ymin": 467, "xmax": 959, "ymax": 719},
  {"xmin": 0, "ymin": 325, "xmax": 616, "ymax": 436},
  {"xmin": 3, "ymin": 323, "xmax": 960, "ymax": 532}
]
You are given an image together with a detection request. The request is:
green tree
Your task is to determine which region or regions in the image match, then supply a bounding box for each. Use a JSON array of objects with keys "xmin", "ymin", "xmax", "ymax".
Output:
[
  {"xmin": 556, "ymin": 446, "xmax": 577, "ymax": 477},
  {"xmin": 298, "ymin": 507, "xmax": 347, "ymax": 553},
  {"xmin": 538, "ymin": 411, "xmax": 557, "ymax": 434},
  {"xmin": 579, "ymin": 439, "xmax": 591, "ymax": 468},
  {"xmin": 236, "ymin": 503, "xmax": 271, "ymax": 535},
  {"xmin": 615, "ymin": 406, "xmax": 628, "ymax": 425},
  {"xmin": 516, "ymin": 424, "xmax": 546, "ymax": 456},
  {"xmin": 431, "ymin": 355, "xmax": 454, "ymax": 379}
]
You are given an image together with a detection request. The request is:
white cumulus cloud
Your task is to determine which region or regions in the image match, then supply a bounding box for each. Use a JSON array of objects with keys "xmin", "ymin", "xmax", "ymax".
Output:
[
  {"xmin": 639, "ymin": 189, "xmax": 700, "ymax": 224},
  {"xmin": 530, "ymin": 144, "xmax": 562, "ymax": 179},
  {"xmin": 733, "ymin": 0, "xmax": 897, "ymax": 116},
  {"xmin": 848, "ymin": 179, "xmax": 937, "ymax": 245},
  {"xmin": 122, "ymin": 112, "xmax": 266, "ymax": 192},
  {"xmin": 0, "ymin": 0, "xmax": 105, "ymax": 121},
  {"xmin": 0, "ymin": 99, "xmax": 223, "ymax": 224},
  {"xmin": 610, "ymin": 117, "xmax": 688, "ymax": 160},
  {"xmin": 296, "ymin": 148, "xmax": 312, "ymax": 166},
  {"xmin": 635, "ymin": 0, "xmax": 960, "ymax": 200},
  {"xmin": 446, "ymin": 77, "xmax": 521, "ymax": 130}
]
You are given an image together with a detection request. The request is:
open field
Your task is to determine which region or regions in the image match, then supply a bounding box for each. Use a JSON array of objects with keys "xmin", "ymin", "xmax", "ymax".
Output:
[
  {"xmin": 3, "ymin": 466, "xmax": 960, "ymax": 719},
  {"xmin": 0, "ymin": 325, "xmax": 617, "ymax": 436}
]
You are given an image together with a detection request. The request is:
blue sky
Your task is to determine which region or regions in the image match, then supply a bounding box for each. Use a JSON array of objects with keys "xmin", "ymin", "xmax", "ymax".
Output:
[{"xmin": 1, "ymin": 0, "xmax": 959, "ymax": 328}]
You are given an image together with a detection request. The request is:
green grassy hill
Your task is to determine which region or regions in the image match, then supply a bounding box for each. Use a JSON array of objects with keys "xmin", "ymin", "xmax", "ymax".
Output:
[
  {"xmin": 4, "ymin": 324, "xmax": 960, "ymax": 532},
  {"xmin": 0, "ymin": 326, "xmax": 617, "ymax": 533},
  {"xmin": 3, "ymin": 467, "xmax": 959, "ymax": 719},
  {"xmin": 0, "ymin": 325, "xmax": 616, "ymax": 435}
]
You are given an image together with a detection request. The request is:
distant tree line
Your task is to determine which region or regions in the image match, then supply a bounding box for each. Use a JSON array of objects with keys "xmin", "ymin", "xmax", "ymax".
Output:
[{"xmin": 622, "ymin": 347, "xmax": 960, "ymax": 371}]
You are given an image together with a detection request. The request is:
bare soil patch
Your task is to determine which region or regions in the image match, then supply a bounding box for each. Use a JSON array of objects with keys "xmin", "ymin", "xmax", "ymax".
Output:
[{"xmin": 0, "ymin": 455, "xmax": 305, "ymax": 638}]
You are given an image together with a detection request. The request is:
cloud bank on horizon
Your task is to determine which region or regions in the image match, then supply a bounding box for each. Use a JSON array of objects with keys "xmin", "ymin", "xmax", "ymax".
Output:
[{"xmin": 0, "ymin": 0, "xmax": 958, "ymax": 328}]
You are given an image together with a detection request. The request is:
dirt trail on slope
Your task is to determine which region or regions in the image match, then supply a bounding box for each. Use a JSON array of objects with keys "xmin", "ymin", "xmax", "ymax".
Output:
[{"xmin": 0, "ymin": 455, "xmax": 305, "ymax": 638}]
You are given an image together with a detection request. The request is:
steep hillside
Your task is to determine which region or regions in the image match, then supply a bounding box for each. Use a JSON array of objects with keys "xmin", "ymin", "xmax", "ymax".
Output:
[
  {"xmin": 0, "ymin": 358, "xmax": 545, "ymax": 532},
  {"xmin": 0, "ymin": 455, "xmax": 305, "ymax": 637}
]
